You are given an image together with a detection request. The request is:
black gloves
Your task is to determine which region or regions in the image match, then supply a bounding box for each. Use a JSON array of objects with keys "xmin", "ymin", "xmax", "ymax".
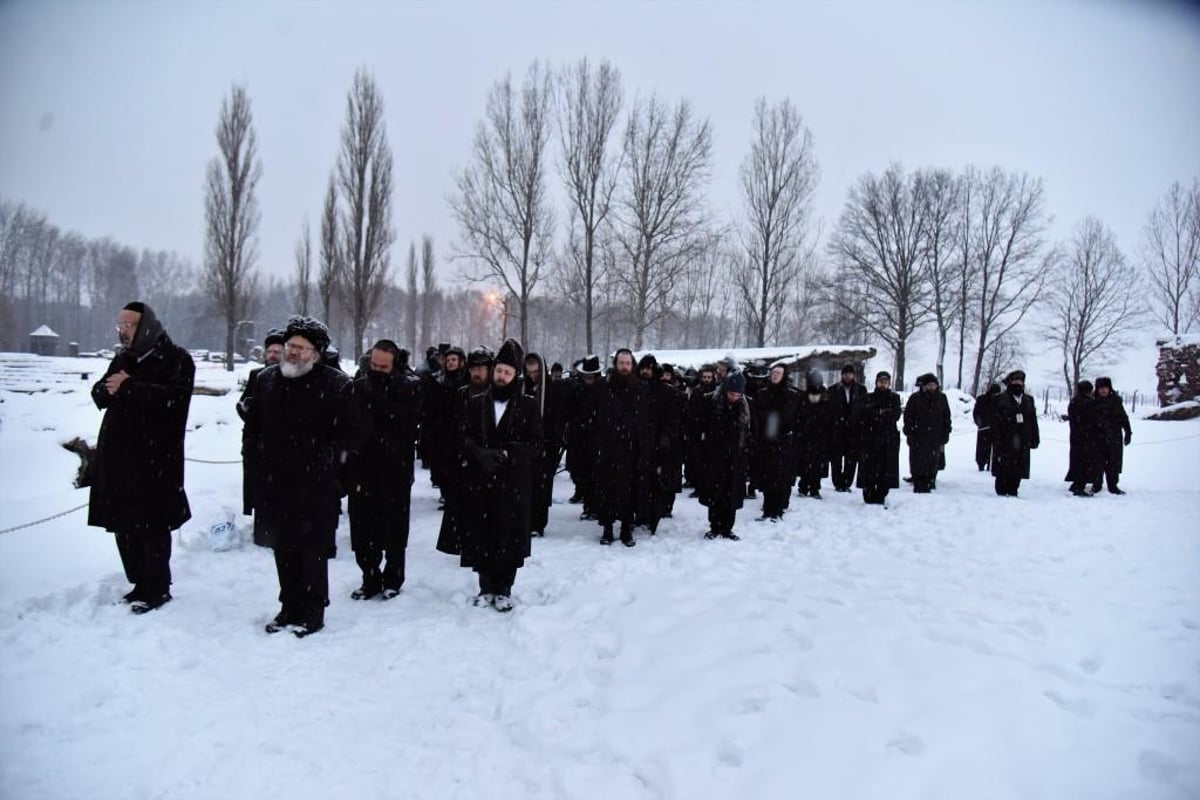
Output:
[{"xmin": 1124, "ymin": 431, "xmax": 1132, "ymax": 446}]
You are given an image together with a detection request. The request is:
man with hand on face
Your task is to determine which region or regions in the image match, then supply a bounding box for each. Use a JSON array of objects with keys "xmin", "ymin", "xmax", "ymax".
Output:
[
  {"xmin": 344, "ymin": 340, "xmax": 421, "ymax": 601},
  {"xmin": 853, "ymin": 371, "xmax": 902, "ymax": 506},
  {"xmin": 459, "ymin": 339, "xmax": 543, "ymax": 612},
  {"xmin": 244, "ymin": 316, "xmax": 352, "ymax": 637},
  {"xmin": 237, "ymin": 328, "xmax": 285, "ymax": 547},
  {"xmin": 89, "ymin": 301, "xmax": 194, "ymax": 615},
  {"xmin": 991, "ymin": 369, "xmax": 1039, "ymax": 497}
]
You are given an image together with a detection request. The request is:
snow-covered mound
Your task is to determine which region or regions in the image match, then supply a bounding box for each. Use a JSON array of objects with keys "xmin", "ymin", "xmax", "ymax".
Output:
[{"xmin": 1, "ymin": 355, "xmax": 1197, "ymax": 799}]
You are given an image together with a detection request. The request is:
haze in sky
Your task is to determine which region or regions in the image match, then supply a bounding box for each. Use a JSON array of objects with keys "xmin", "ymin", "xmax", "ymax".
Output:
[{"xmin": 1, "ymin": 0, "xmax": 1198, "ymax": 283}]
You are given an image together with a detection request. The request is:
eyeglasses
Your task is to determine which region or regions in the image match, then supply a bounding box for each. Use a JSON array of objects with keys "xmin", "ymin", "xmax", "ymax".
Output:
[{"xmin": 285, "ymin": 343, "xmax": 315, "ymax": 353}]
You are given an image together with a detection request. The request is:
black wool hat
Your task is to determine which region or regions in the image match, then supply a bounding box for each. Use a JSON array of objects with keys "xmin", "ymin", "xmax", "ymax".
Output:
[
  {"xmin": 1005, "ymin": 369, "xmax": 1026, "ymax": 384},
  {"xmin": 637, "ymin": 354, "xmax": 658, "ymax": 371},
  {"xmin": 579, "ymin": 354, "xmax": 601, "ymax": 374},
  {"xmin": 916, "ymin": 373, "xmax": 939, "ymax": 387},
  {"xmin": 841, "ymin": 363, "xmax": 857, "ymax": 375},
  {"xmin": 1076, "ymin": 379, "xmax": 1094, "ymax": 396},
  {"xmin": 123, "ymin": 301, "xmax": 147, "ymax": 314},
  {"xmin": 725, "ymin": 372, "xmax": 747, "ymax": 394},
  {"xmin": 1095, "ymin": 376, "xmax": 1113, "ymax": 390},
  {"xmin": 496, "ymin": 338, "xmax": 524, "ymax": 370},
  {"xmin": 437, "ymin": 342, "xmax": 452, "ymax": 355},
  {"xmin": 875, "ymin": 370, "xmax": 892, "ymax": 382},
  {"xmin": 263, "ymin": 328, "xmax": 286, "ymax": 348},
  {"xmin": 467, "ymin": 346, "xmax": 495, "ymax": 367},
  {"xmin": 444, "ymin": 345, "xmax": 467, "ymax": 365},
  {"xmin": 284, "ymin": 315, "xmax": 331, "ymax": 353},
  {"xmin": 550, "ymin": 362, "xmax": 563, "ymax": 373},
  {"xmin": 371, "ymin": 339, "xmax": 402, "ymax": 362}
]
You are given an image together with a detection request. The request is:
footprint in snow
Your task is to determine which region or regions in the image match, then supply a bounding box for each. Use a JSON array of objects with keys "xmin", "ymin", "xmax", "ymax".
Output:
[
  {"xmin": 1078, "ymin": 656, "xmax": 1103, "ymax": 675},
  {"xmin": 716, "ymin": 739, "xmax": 744, "ymax": 768},
  {"xmin": 887, "ymin": 731, "xmax": 926, "ymax": 756},
  {"xmin": 1138, "ymin": 750, "xmax": 1183, "ymax": 785},
  {"xmin": 1043, "ymin": 689, "xmax": 1098, "ymax": 717}
]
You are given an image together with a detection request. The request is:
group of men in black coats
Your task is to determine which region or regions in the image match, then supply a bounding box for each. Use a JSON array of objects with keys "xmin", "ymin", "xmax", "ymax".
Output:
[{"xmin": 1065, "ymin": 376, "xmax": 1133, "ymax": 497}]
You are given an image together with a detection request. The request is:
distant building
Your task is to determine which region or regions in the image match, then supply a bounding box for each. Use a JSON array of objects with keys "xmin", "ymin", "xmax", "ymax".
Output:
[
  {"xmin": 634, "ymin": 344, "xmax": 877, "ymax": 387},
  {"xmin": 29, "ymin": 324, "xmax": 59, "ymax": 356},
  {"xmin": 1156, "ymin": 334, "xmax": 1200, "ymax": 406}
]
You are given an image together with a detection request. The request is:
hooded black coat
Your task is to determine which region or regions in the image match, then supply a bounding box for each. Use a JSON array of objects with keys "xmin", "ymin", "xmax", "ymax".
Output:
[
  {"xmin": 1092, "ymin": 392, "xmax": 1131, "ymax": 476},
  {"xmin": 1065, "ymin": 394, "xmax": 1101, "ymax": 484},
  {"xmin": 698, "ymin": 393, "xmax": 751, "ymax": 511},
  {"xmin": 459, "ymin": 386, "xmax": 543, "ymax": 572},
  {"xmin": 903, "ymin": 390, "xmax": 952, "ymax": 478},
  {"xmin": 990, "ymin": 390, "xmax": 1040, "ymax": 481},
  {"xmin": 584, "ymin": 374, "xmax": 653, "ymax": 526},
  {"xmin": 853, "ymin": 388, "xmax": 902, "ymax": 491},
  {"xmin": 242, "ymin": 363, "xmax": 353, "ymax": 550},
  {"xmin": 344, "ymin": 370, "xmax": 422, "ymax": 553},
  {"xmin": 750, "ymin": 381, "xmax": 799, "ymax": 493},
  {"xmin": 89, "ymin": 306, "xmax": 194, "ymax": 534}
]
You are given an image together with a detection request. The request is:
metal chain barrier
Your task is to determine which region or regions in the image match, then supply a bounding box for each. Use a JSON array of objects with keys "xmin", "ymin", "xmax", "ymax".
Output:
[{"xmin": 0, "ymin": 502, "xmax": 88, "ymax": 536}]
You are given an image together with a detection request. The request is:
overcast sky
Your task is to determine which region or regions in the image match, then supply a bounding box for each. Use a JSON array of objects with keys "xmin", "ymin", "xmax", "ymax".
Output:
[{"xmin": 2, "ymin": 0, "xmax": 1198, "ymax": 286}]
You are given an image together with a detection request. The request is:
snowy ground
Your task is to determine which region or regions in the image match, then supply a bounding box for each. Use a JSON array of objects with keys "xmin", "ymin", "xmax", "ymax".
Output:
[{"xmin": 1, "ymin": 355, "xmax": 1198, "ymax": 800}]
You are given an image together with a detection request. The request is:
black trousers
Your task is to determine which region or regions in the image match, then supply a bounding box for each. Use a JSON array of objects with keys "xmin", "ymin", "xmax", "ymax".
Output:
[
  {"xmin": 354, "ymin": 547, "xmax": 406, "ymax": 591},
  {"xmin": 975, "ymin": 431, "xmax": 994, "ymax": 470},
  {"xmin": 911, "ymin": 474, "xmax": 935, "ymax": 493},
  {"xmin": 274, "ymin": 546, "xmax": 329, "ymax": 624},
  {"xmin": 762, "ymin": 487, "xmax": 789, "ymax": 517},
  {"xmin": 477, "ymin": 567, "xmax": 517, "ymax": 597},
  {"xmin": 861, "ymin": 486, "xmax": 889, "ymax": 505},
  {"xmin": 708, "ymin": 499, "xmax": 737, "ymax": 533},
  {"xmin": 830, "ymin": 448, "xmax": 857, "ymax": 490},
  {"xmin": 797, "ymin": 471, "xmax": 822, "ymax": 495},
  {"xmin": 994, "ymin": 476, "xmax": 1021, "ymax": 496},
  {"xmin": 530, "ymin": 448, "xmax": 559, "ymax": 534},
  {"xmin": 115, "ymin": 528, "xmax": 172, "ymax": 597}
]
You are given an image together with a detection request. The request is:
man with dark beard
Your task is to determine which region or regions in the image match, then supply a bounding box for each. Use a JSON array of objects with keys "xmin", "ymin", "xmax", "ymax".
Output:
[
  {"xmin": 244, "ymin": 316, "xmax": 352, "ymax": 637},
  {"xmin": 990, "ymin": 370, "xmax": 1039, "ymax": 497},
  {"xmin": 828, "ymin": 364, "xmax": 867, "ymax": 492},
  {"xmin": 584, "ymin": 349, "xmax": 651, "ymax": 546},
  {"xmin": 700, "ymin": 372, "xmax": 751, "ymax": 540},
  {"xmin": 903, "ymin": 373, "xmax": 952, "ymax": 493},
  {"xmin": 684, "ymin": 364, "xmax": 717, "ymax": 497},
  {"xmin": 436, "ymin": 346, "xmax": 494, "ymax": 556},
  {"xmin": 344, "ymin": 340, "xmax": 421, "ymax": 601},
  {"xmin": 237, "ymin": 328, "xmax": 285, "ymax": 547},
  {"xmin": 524, "ymin": 351, "xmax": 564, "ymax": 537},
  {"xmin": 89, "ymin": 301, "xmax": 194, "ymax": 614},
  {"xmin": 750, "ymin": 364, "xmax": 798, "ymax": 520},
  {"xmin": 422, "ymin": 346, "xmax": 467, "ymax": 507},
  {"xmin": 459, "ymin": 339, "xmax": 543, "ymax": 612},
  {"xmin": 853, "ymin": 371, "xmax": 902, "ymax": 505},
  {"xmin": 1091, "ymin": 376, "xmax": 1132, "ymax": 495},
  {"xmin": 563, "ymin": 355, "xmax": 602, "ymax": 515},
  {"xmin": 795, "ymin": 372, "xmax": 831, "ymax": 499}
]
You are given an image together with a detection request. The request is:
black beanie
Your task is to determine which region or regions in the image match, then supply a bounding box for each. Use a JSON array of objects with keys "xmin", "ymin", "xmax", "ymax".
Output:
[
  {"xmin": 638, "ymin": 354, "xmax": 658, "ymax": 371},
  {"xmin": 1095, "ymin": 376, "xmax": 1113, "ymax": 391},
  {"xmin": 496, "ymin": 338, "xmax": 524, "ymax": 370},
  {"xmin": 123, "ymin": 301, "xmax": 147, "ymax": 314}
]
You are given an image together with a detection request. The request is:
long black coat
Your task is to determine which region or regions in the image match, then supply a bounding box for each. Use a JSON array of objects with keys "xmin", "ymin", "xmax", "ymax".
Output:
[
  {"xmin": 903, "ymin": 390, "xmax": 952, "ymax": 478},
  {"xmin": 684, "ymin": 381, "xmax": 717, "ymax": 488},
  {"xmin": 237, "ymin": 366, "xmax": 265, "ymax": 515},
  {"xmin": 421, "ymin": 368, "xmax": 467, "ymax": 487},
  {"xmin": 699, "ymin": 394, "xmax": 751, "ymax": 511},
  {"xmin": 563, "ymin": 376, "xmax": 598, "ymax": 482},
  {"xmin": 585, "ymin": 375, "xmax": 653, "ymax": 526},
  {"xmin": 796, "ymin": 391, "xmax": 832, "ymax": 483},
  {"xmin": 750, "ymin": 382, "xmax": 799, "ymax": 493},
  {"xmin": 973, "ymin": 389, "xmax": 1000, "ymax": 468},
  {"xmin": 645, "ymin": 379, "xmax": 685, "ymax": 521},
  {"xmin": 88, "ymin": 308, "xmax": 194, "ymax": 534},
  {"xmin": 435, "ymin": 382, "xmax": 489, "ymax": 556},
  {"xmin": 459, "ymin": 387, "xmax": 543, "ymax": 572},
  {"xmin": 853, "ymin": 389, "xmax": 902, "ymax": 491},
  {"xmin": 1093, "ymin": 392, "xmax": 1131, "ymax": 475},
  {"xmin": 991, "ymin": 391, "xmax": 1040, "ymax": 481},
  {"xmin": 1065, "ymin": 395, "xmax": 1101, "ymax": 484},
  {"xmin": 344, "ymin": 371, "xmax": 421, "ymax": 552},
  {"xmin": 828, "ymin": 381, "xmax": 868, "ymax": 455},
  {"xmin": 242, "ymin": 364, "xmax": 353, "ymax": 550}
]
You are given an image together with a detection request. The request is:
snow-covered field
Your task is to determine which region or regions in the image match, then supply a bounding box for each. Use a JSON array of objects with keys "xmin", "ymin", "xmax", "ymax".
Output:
[{"xmin": 1, "ymin": 354, "xmax": 1198, "ymax": 800}]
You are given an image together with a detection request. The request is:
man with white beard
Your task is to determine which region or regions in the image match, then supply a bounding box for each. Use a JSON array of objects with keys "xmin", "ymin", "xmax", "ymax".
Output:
[{"xmin": 242, "ymin": 316, "xmax": 353, "ymax": 637}]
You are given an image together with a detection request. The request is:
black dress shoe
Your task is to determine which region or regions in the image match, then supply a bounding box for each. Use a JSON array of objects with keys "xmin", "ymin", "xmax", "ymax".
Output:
[
  {"xmin": 600, "ymin": 528, "xmax": 614, "ymax": 545},
  {"xmin": 718, "ymin": 531, "xmax": 741, "ymax": 541},
  {"xmin": 351, "ymin": 583, "xmax": 381, "ymax": 601},
  {"xmin": 130, "ymin": 593, "xmax": 171, "ymax": 615},
  {"xmin": 704, "ymin": 530, "xmax": 719, "ymax": 539},
  {"xmin": 291, "ymin": 621, "xmax": 323, "ymax": 638},
  {"xmin": 1109, "ymin": 487, "xmax": 1125, "ymax": 495},
  {"xmin": 620, "ymin": 532, "xmax": 636, "ymax": 547}
]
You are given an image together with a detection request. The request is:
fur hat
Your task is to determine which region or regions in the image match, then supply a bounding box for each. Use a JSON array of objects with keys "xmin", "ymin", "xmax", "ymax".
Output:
[
  {"xmin": 284, "ymin": 315, "xmax": 331, "ymax": 353},
  {"xmin": 496, "ymin": 338, "xmax": 524, "ymax": 370},
  {"xmin": 1095, "ymin": 376, "xmax": 1113, "ymax": 391},
  {"xmin": 263, "ymin": 328, "xmax": 286, "ymax": 348},
  {"xmin": 725, "ymin": 372, "xmax": 747, "ymax": 394},
  {"xmin": 1005, "ymin": 369, "xmax": 1026, "ymax": 384},
  {"xmin": 1076, "ymin": 379, "xmax": 1094, "ymax": 396},
  {"xmin": 467, "ymin": 346, "xmax": 495, "ymax": 368},
  {"xmin": 637, "ymin": 354, "xmax": 658, "ymax": 372},
  {"xmin": 916, "ymin": 372, "xmax": 939, "ymax": 387},
  {"xmin": 443, "ymin": 345, "xmax": 467, "ymax": 365},
  {"xmin": 579, "ymin": 354, "xmax": 601, "ymax": 374}
]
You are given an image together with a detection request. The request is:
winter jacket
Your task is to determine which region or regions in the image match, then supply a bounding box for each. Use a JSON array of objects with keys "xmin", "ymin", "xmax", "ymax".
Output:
[{"xmin": 903, "ymin": 390, "xmax": 952, "ymax": 479}]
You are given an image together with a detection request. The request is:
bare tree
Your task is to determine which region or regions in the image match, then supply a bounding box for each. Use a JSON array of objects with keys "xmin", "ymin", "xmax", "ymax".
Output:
[
  {"xmin": 1142, "ymin": 178, "xmax": 1200, "ymax": 334},
  {"xmin": 452, "ymin": 60, "xmax": 556, "ymax": 348},
  {"xmin": 420, "ymin": 234, "xmax": 437, "ymax": 349},
  {"xmin": 982, "ymin": 331, "xmax": 1025, "ymax": 390},
  {"xmin": 963, "ymin": 167, "xmax": 1051, "ymax": 394},
  {"xmin": 613, "ymin": 95, "xmax": 712, "ymax": 349},
  {"xmin": 734, "ymin": 97, "xmax": 819, "ymax": 347},
  {"xmin": 1047, "ymin": 216, "xmax": 1143, "ymax": 394},
  {"xmin": 826, "ymin": 164, "xmax": 930, "ymax": 387},
  {"xmin": 202, "ymin": 84, "xmax": 261, "ymax": 371},
  {"xmin": 318, "ymin": 176, "xmax": 340, "ymax": 327},
  {"xmin": 916, "ymin": 167, "xmax": 962, "ymax": 385},
  {"xmin": 293, "ymin": 218, "xmax": 312, "ymax": 315},
  {"xmin": 335, "ymin": 68, "xmax": 395, "ymax": 359},
  {"xmin": 557, "ymin": 57, "xmax": 623, "ymax": 353},
  {"xmin": 404, "ymin": 241, "xmax": 418, "ymax": 350}
]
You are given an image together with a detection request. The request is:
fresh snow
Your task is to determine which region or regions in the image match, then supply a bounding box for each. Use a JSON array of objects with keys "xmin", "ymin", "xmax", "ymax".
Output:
[{"xmin": 1, "ymin": 356, "xmax": 1198, "ymax": 799}]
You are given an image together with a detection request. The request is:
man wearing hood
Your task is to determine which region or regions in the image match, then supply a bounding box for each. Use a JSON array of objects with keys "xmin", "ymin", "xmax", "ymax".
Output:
[
  {"xmin": 237, "ymin": 328, "xmax": 285, "ymax": 547},
  {"xmin": 699, "ymin": 371, "xmax": 751, "ymax": 539},
  {"xmin": 1091, "ymin": 377, "xmax": 1132, "ymax": 495},
  {"xmin": 903, "ymin": 373, "xmax": 952, "ymax": 493},
  {"xmin": 990, "ymin": 370, "xmax": 1039, "ymax": 497},
  {"xmin": 344, "ymin": 340, "xmax": 421, "ymax": 601},
  {"xmin": 244, "ymin": 316, "xmax": 353, "ymax": 637},
  {"xmin": 89, "ymin": 301, "xmax": 194, "ymax": 614},
  {"xmin": 828, "ymin": 364, "xmax": 867, "ymax": 492},
  {"xmin": 459, "ymin": 339, "xmax": 543, "ymax": 612},
  {"xmin": 852, "ymin": 371, "xmax": 902, "ymax": 505},
  {"xmin": 750, "ymin": 364, "xmax": 799, "ymax": 519},
  {"xmin": 524, "ymin": 351, "xmax": 565, "ymax": 537},
  {"xmin": 795, "ymin": 372, "xmax": 832, "ymax": 499}
]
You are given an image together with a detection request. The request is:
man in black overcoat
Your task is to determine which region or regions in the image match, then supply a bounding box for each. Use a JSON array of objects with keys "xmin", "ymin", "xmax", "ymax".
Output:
[
  {"xmin": 750, "ymin": 364, "xmax": 798, "ymax": 519},
  {"xmin": 436, "ymin": 346, "xmax": 494, "ymax": 556},
  {"xmin": 344, "ymin": 340, "xmax": 421, "ymax": 601},
  {"xmin": 637, "ymin": 353, "xmax": 682, "ymax": 533},
  {"xmin": 1091, "ymin": 376, "xmax": 1132, "ymax": 495},
  {"xmin": 563, "ymin": 355, "xmax": 602, "ymax": 511},
  {"xmin": 244, "ymin": 316, "xmax": 353, "ymax": 637},
  {"xmin": 990, "ymin": 369, "xmax": 1040, "ymax": 497},
  {"xmin": 459, "ymin": 339, "xmax": 543, "ymax": 612},
  {"xmin": 1065, "ymin": 380, "xmax": 1101, "ymax": 497},
  {"xmin": 853, "ymin": 371, "xmax": 902, "ymax": 505},
  {"xmin": 973, "ymin": 383, "xmax": 1001, "ymax": 471},
  {"xmin": 795, "ymin": 373, "xmax": 832, "ymax": 499},
  {"xmin": 420, "ymin": 346, "xmax": 466, "ymax": 499},
  {"xmin": 524, "ymin": 351, "xmax": 565, "ymax": 537},
  {"xmin": 89, "ymin": 301, "xmax": 194, "ymax": 614},
  {"xmin": 237, "ymin": 328, "xmax": 285, "ymax": 547},
  {"xmin": 684, "ymin": 365, "xmax": 717, "ymax": 496},
  {"xmin": 903, "ymin": 373, "xmax": 952, "ymax": 493},
  {"xmin": 700, "ymin": 371, "xmax": 751, "ymax": 540},
  {"xmin": 828, "ymin": 363, "xmax": 867, "ymax": 492}
]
